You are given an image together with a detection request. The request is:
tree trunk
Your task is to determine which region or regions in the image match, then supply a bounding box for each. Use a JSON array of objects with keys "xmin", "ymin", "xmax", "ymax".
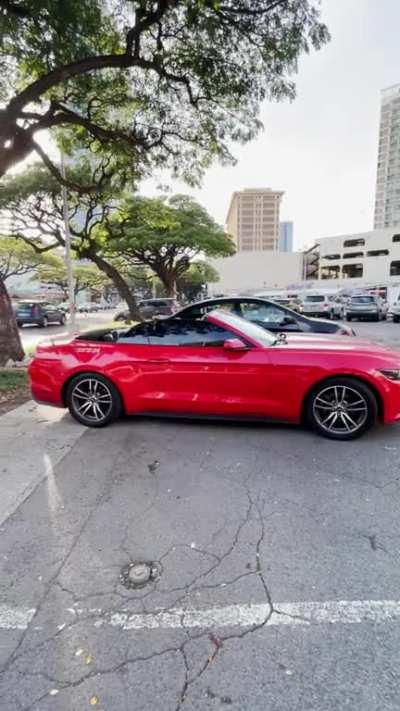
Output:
[
  {"xmin": 154, "ymin": 266, "xmax": 177, "ymax": 298},
  {"xmin": 0, "ymin": 276, "xmax": 24, "ymax": 365},
  {"xmin": 88, "ymin": 254, "xmax": 142, "ymax": 321}
]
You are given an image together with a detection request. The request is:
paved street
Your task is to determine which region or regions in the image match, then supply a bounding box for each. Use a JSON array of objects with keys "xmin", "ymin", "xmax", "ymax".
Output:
[
  {"xmin": 1, "ymin": 320, "xmax": 400, "ymax": 709},
  {"xmin": 19, "ymin": 311, "xmax": 116, "ymax": 351}
]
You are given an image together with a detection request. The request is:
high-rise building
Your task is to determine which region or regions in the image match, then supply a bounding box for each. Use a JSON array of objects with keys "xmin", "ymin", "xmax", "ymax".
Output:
[
  {"xmin": 374, "ymin": 83, "xmax": 400, "ymax": 230},
  {"xmin": 226, "ymin": 188, "xmax": 283, "ymax": 251},
  {"xmin": 279, "ymin": 222, "xmax": 293, "ymax": 252}
]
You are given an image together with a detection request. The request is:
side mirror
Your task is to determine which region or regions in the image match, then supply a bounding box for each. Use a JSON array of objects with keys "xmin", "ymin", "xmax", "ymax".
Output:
[
  {"xmin": 223, "ymin": 338, "xmax": 249, "ymax": 351},
  {"xmin": 282, "ymin": 315, "xmax": 296, "ymax": 325}
]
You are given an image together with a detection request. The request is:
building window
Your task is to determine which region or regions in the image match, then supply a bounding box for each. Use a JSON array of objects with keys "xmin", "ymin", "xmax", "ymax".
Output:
[
  {"xmin": 343, "ymin": 238, "xmax": 365, "ymax": 247},
  {"xmin": 320, "ymin": 265, "xmax": 340, "ymax": 279},
  {"xmin": 322, "ymin": 253, "xmax": 341, "ymax": 260},
  {"xmin": 390, "ymin": 261, "xmax": 400, "ymax": 276},
  {"xmin": 342, "ymin": 263, "xmax": 363, "ymax": 279},
  {"xmin": 342, "ymin": 251, "xmax": 364, "ymax": 259},
  {"xmin": 393, "ymin": 234, "xmax": 400, "ymax": 242},
  {"xmin": 367, "ymin": 249, "xmax": 389, "ymax": 257}
]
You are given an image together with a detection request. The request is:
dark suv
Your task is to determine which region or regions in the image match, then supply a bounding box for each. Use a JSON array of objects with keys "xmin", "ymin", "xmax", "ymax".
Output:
[
  {"xmin": 115, "ymin": 298, "xmax": 179, "ymax": 322},
  {"xmin": 16, "ymin": 301, "xmax": 66, "ymax": 328}
]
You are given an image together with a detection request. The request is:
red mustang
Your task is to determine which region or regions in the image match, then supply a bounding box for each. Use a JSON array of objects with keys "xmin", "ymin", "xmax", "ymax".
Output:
[{"xmin": 28, "ymin": 310, "xmax": 400, "ymax": 440}]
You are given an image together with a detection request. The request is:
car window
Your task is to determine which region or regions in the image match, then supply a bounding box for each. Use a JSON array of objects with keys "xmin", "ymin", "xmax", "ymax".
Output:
[
  {"xmin": 118, "ymin": 323, "xmax": 151, "ymax": 344},
  {"xmin": 304, "ymin": 295, "xmax": 325, "ymax": 302},
  {"xmin": 147, "ymin": 319, "xmax": 234, "ymax": 347},
  {"xmin": 180, "ymin": 302, "xmax": 237, "ymax": 319},
  {"xmin": 351, "ymin": 296, "xmax": 375, "ymax": 304},
  {"xmin": 239, "ymin": 302, "xmax": 286, "ymax": 324}
]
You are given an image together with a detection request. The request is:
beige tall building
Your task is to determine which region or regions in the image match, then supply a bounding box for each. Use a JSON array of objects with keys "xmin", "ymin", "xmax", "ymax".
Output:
[
  {"xmin": 226, "ymin": 188, "xmax": 283, "ymax": 251},
  {"xmin": 374, "ymin": 83, "xmax": 400, "ymax": 230}
]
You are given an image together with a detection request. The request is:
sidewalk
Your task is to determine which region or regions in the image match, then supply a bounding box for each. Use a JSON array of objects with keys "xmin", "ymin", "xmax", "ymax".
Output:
[{"xmin": 0, "ymin": 401, "xmax": 84, "ymax": 526}]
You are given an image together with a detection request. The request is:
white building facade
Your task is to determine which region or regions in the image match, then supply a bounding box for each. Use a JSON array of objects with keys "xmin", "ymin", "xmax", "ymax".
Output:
[
  {"xmin": 210, "ymin": 251, "xmax": 303, "ymax": 295},
  {"xmin": 374, "ymin": 83, "xmax": 400, "ymax": 230},
  {"xmin": 318, "ymin": 228, "xmax": 400, "ymax": 287}
]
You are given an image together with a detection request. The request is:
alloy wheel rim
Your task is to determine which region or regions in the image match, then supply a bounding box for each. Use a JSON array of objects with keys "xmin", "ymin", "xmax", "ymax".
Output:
[
  {"xmin": 71, "ymin": 378, "xmax": 112, "ymax": 423},
  {"xmin": 312, "ymin": 385, "xmax": 368, "ymax": 435}
]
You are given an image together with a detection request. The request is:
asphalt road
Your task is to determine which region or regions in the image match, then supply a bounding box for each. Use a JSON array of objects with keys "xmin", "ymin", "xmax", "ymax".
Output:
[
  {"xmin": 1, "ymin": 319, "xmax": 400, "ymax": 709},
  {"xmin": 19, "ymin": 310, "xmax": 116, "ymax": 350}
]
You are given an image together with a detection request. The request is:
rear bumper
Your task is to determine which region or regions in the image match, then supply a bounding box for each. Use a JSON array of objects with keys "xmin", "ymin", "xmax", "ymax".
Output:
[
  {"xmin": 347, "ymin": 311, "xmax": 379, "ymax": 319},
  {"xmin": 28, "ymin": 360, "xmax": 64, "ymax": 407}
]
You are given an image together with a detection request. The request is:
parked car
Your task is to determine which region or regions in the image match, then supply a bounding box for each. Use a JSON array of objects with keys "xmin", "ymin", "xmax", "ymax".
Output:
[
  {"xmin": 298, "ymin": 294, "xmax": 334, "ymax": 318},
  {"xmin": 329, "ymin": 295, "xmax": 347, "ymax": 319},
  {"xmin": 16, "ymin": 301, "xmax": 66, "ymax": 328},
  {"xmin": 174, "ymin": 297, "xmax": 355, "ymax": 336},
  {"xmin": 345, "ymin": 295, "xmax": 387, "ymax": 322},
  {"xmin": 390, "ymin": 298, "xmax": 400, "ymax": 323},
  {"xmin": 29, "ymin": 309, "xmax": 400, "ymax": 440},
  {"xmin": 115, "ymin": 298, "xmax": 179, "ymax": 322}
]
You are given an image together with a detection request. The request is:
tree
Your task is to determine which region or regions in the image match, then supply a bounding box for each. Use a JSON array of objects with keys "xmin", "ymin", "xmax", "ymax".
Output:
[
  {"xmin": 177, "ymin": 262, "xmax": 219, "ymax": 302},
  {"xmin": 0, "ymin": 236, "xmax": 57, "ymax": 281},
  {"xmin": 0, "ymin": 236, "xmax": 58, "ymax": 364},
  {"xmin": 0, "ymin": 1, "xmax": 329, "ymax": 182},
  {"xmin": 0, "ymin": 164, "xmax": 146, "ymax": 321},
  {"xmin": 35, "ymin": 259, "xmax": 112, "ymax": 301},
  {"xmin": 101, "ymin": 195, "xmax": 235, "ymax": 297}
]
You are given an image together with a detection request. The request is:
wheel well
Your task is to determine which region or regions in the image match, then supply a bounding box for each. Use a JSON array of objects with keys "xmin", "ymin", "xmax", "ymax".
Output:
[
  {"xmin": 301, "ymin": 375, "xmax": 384, "ymax": 423},
  {"xmin": 61, "ymin": 371, "xmax": 125, "ymax": 412}
]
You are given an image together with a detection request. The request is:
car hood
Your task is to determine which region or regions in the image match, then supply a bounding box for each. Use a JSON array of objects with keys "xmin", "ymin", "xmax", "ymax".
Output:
[{"xmin": 283, "ymin": 334, "xmax": 400, "ymax": 358}]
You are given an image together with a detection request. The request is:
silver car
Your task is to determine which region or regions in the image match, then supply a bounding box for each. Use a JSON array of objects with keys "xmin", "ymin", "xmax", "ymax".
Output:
[{"xmin": 345, "ymin": 295, "xmax": 386, "ymax": 322}]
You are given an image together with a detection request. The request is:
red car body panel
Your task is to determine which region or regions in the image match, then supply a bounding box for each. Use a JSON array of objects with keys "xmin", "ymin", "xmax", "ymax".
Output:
[{"xmin": 28, "ymin": 313, "xmax": 400, "ymax": 426}]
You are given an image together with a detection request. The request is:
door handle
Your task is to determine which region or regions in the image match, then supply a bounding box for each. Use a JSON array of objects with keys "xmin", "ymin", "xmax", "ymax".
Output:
[{"xmin": 147, "ymin": 358, "xmax": 170, "ymax": 364}]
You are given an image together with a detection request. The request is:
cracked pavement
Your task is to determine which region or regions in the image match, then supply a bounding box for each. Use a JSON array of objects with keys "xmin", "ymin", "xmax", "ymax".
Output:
[{"xmin": 1, "ymin": 320, "xmax": 400, "ymax": 709}]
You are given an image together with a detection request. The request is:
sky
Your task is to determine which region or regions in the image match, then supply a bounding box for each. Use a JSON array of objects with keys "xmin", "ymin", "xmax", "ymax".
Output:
[{"xmin": 141, "ymin": 0, "xmax": 400, "ymax": 250}]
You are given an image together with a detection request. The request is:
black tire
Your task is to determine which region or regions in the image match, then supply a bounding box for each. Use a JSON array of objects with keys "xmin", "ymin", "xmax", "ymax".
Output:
[
  {"xmin": 346, "ymin": 314, "xmax": 352, "ymax": 322},
  {"xmin": 17, "ymin": 321, "xmax": 23, "ymax": 328},
  {"xmin": 40, "ymin": 316, "xmax": 49, "ymax": 328},
  {"xmin": 66, "ymin": 373, "xmax": 122, "ymax": 428},
  {"xmin": 59, "ymin": 314, "xmax": 66, "ymax": 326},
  {"xmin": 394, "ymin": 315, "xmax": 400, "ymax": 323},
  {"xmin": 305, "ymin": 377, "xmax": 378, "ymax": 441}
]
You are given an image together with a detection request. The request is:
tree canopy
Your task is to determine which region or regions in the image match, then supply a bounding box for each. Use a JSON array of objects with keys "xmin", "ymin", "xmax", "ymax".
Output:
[
  {"xmin": 34, "ymin": 258, "xmax": 111, "ymax": 300},
  {"xmin": 0, "ymin": 1, "xmax": 329, "ymax": 184},
  {"xmin": 0, "ymin": 235, "xmax": 57, "ymax": 281},
  {"xmin": 177, "ymin": 261, "xmax": 219, "ymax": 302},
  {"xmin": 98, "ymin": 194, "xmax": 235, "ymax": 295}
]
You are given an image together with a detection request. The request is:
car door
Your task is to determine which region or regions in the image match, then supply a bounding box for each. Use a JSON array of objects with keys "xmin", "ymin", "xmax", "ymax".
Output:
[
  {"xmin": 129, "ymin": 318, "xmax": 275, "ymax": 416},
  {"xmin": 238, "ymin": 301, "xmax": 304, "ymax": 333},
  {"xmin": 43, "ymin": 303, "xmax": 58, "ymax": 323}
]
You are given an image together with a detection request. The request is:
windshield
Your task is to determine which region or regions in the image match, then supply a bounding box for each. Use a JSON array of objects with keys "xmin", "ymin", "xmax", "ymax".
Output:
[
  {"xmin": 207, "ymin": 310, "xmax": 276, "ymax": 347},
  {"xmin": 351, "ymin": 296, "xmax": 375, "ymax": 303},
  {"xmin": 304, "ymin": 295, "xmax": 325, "ymax": 303}
]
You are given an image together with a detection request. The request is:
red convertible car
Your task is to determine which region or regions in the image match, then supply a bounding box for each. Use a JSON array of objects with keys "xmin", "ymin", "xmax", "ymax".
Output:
[{"xmin": 29, "ymin": 310, "xmax": 400, "ymax": 440}]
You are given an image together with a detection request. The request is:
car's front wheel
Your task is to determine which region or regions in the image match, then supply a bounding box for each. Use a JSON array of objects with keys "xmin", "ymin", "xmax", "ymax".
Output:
[
  {"xmin": 394, "ymin": 315, "xmax": 400, "ymax": 323},
  {"xmin": 66, "ymin": 373, "xmax": 122, "ymax": 427},
  {"xmin": 306, "ymin": 378, "xmax": 377, "ymax": 440}
]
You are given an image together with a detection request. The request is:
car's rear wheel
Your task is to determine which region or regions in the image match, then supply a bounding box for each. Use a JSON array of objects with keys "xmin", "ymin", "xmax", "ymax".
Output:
[
  {"xmin": 40, "ymin": 316, "xmax": 49, "ymax": 328},
  {"xmin": 59, "ymin": 313, "xmax": 66, "ymax": 325},
  {"xmin": 306, "ymin": 378, "xmax": 377, "ymax": 440},
  {"xmin": 66, "ymin": 373, "xmax": 122, "ymax": 427},
  {"xmin": 346, "ymin": 314, "xmax": 352, "ymax": 321},
  {"xmin": 394, "ymin": 315, "xmax": 400, "ymax": 323}
]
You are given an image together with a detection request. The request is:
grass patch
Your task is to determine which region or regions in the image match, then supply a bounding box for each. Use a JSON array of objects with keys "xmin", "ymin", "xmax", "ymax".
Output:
[{"xmin": 0, "ymin": 370, "xmax": 28, "ymax": 392}]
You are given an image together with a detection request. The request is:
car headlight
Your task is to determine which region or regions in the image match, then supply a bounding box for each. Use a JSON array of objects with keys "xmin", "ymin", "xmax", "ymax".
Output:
[{"xmin": 380, "ymin": 369, "xmax": 400, "ymax": 381}]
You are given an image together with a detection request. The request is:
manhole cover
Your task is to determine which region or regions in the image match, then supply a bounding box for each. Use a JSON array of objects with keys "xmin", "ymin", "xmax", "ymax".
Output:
[{"xmin": 120, "ymin": 561, "xmax": 161, "ymax": 589}]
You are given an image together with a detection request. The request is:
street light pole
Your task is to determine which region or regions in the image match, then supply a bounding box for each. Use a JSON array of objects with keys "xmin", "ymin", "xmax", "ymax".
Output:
[{"xmin": 60, "ymin": 153, "xmax": 76, "ymax": 334}]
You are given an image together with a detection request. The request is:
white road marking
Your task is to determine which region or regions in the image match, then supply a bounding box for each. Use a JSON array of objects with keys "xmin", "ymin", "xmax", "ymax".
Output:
[
  {"xmin": 0, "ymin": 605, "xmax": 35, "ymax": 630},
  {"xmin": 105, "ymin": 599, "xmax": 400, "ymax": 631},
  {"xmin": 3, "ymin": 599, "xmax": 400, "ymax": 632}
]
